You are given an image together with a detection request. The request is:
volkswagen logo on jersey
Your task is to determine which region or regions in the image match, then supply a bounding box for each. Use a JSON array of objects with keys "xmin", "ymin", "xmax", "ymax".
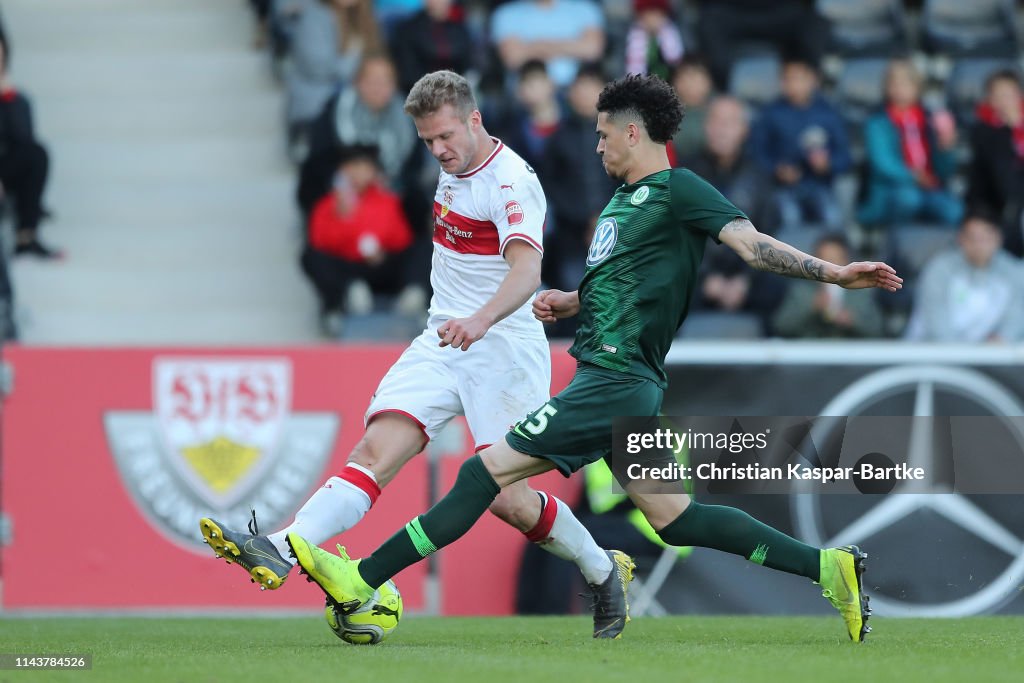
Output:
[
  {"xmin": 587, "ymin": 217, "xmax": 618, "ymax": 266},
  {"xmin": 630, "ymin": 186, "xmax": 650, "ymax": 205}
]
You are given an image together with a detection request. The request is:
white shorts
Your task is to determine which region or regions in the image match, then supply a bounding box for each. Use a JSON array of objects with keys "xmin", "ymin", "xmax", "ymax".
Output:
[{"xmin": 365, "ymin": 326, "xmax": 551, "ymax": 450}]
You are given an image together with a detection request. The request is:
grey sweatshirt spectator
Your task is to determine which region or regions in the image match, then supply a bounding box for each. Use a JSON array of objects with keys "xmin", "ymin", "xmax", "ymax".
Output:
[{"xmin": 905, "ymin": 216, "xmax": 1024, "ymax": 342}]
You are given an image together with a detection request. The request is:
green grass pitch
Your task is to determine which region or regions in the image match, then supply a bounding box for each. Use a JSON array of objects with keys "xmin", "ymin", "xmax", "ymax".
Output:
[{"xmin": 1, "ymin": 616, "xmax": 1021, "ymax": 683}]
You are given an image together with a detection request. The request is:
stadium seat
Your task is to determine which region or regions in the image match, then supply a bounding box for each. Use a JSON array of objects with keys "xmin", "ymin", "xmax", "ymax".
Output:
[
  {"xmin": 946, "ymin": 58, "xmax": 1020, "ymax": 125},
  {"xmin": 338, "ymin": 312, "xmax": 424, "ymax": 342},
  {"xmin": 728, "ymin": 55, "xmax": 781, "ymax": 109},
  {"xmin": 922, "ymin": 0, "xmax": 1019, "ymax": 57},
  {"xmin": 835, "ymin": 57, "xmax": 891, "ymax": 127},
  {"xmin": 816, "ymin": 0, "xmax": 907, "ymax": 57},
  {"xmin": 678, "ymin": 312, "xmax": 763, "ymax": 340},
  {"xmin": 887, "ymin": 223, "xmax": 956, "ymax": 276}
]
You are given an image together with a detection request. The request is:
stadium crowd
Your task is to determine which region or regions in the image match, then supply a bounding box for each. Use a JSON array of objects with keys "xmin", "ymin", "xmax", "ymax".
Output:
[{"xmin": 246, "ymin": 0, "xmax": 1024, "ymax": 343}]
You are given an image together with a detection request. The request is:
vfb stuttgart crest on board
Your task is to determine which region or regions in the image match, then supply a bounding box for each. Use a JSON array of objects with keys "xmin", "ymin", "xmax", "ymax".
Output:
[{"xmin": 104, "ymin": 358, "xmax": 338, "ymax": 554}]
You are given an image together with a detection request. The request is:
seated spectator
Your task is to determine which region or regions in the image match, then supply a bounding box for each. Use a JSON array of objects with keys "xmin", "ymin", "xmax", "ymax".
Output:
[
  {"xmin": 773, "ymin": 234, "xmax": 884, "ymax": 339},
  {"xmin": 542, "ymin": 64, "xmax": 618, "ymax": 295},
  {"xmin": 490, "ymin": 0, "xmax": 605, "ymax": 89},
  {"xmin": 491, "ymin": 60, "xmax": 561, "ymax": 176},
  {"xmin": 0, "ymin": 34, "xmax": 59, "ymax": 259},
  {"xmin": 905, "ymin": 215, "xmax": 1024, "ymax": 343},
  {"xmin": 682, "ymin": 95, "xmax": 779, "ymax": 233},
  {"xmin": 284, "ymin": 0, "xmax": 382, "ymax": 152},
  {"xmin": 300, "ymin": 145, "xmax": 414, "ymax": 334},
  {"xmin": 693, "ymin": 242, "xmax": 786, "ymax": 335},
  {"xmin": 966, "ymin": 69, "xmax": 1024, "ymax": 257},
  {"xmin": 750, "ymin": 58, "xmax": 850, "ymax": 230},
  {"xmin": 696, "ymin": 0, "xmax": 825, "ymax": 91},
  {"xmin": 624, "ymin": 0, "xmax": 684, "ymax": 80},
  {"xmin": 298, "ymin": 53, "xmax": 417, "ymax": 217},
  {"xmin": 670, "ymin": 56, "xmax": 713, "ymax": 162},
  {"xmin": 390, "ymin": 0, "xmax": 473, "ymax": 94},
  {"xmin": 858, "ymin": 58, "xmax": 962, "ymax": 229}
]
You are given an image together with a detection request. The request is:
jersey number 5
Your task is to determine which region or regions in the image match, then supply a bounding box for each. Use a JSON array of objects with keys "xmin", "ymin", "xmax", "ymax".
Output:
[{"xmin": 522, "ymin": 403, "xmax": 558, "ymax": 435}]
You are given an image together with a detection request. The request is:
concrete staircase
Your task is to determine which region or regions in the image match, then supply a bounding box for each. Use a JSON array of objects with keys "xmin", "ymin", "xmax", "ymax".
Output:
[{"xmin": 4, "ymin": 0, "xmax": 319, "ymax": 344}]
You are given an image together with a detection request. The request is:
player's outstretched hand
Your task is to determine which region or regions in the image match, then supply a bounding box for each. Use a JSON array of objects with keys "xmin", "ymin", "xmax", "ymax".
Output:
[
  {"xmin": 437, "ymin": 314, "xmax": 490, "ymax": 351},
  {"xmin": 835, "ymin": 262, "xmax": 903, "ymax": 292},
  {"xmin": 532, "ymin": 289, "xmax": 580, "ymax": 323}
]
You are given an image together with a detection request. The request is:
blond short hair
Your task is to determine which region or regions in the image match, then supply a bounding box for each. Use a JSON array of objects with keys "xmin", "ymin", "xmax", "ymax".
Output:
[{"xmin": 404, "ymin": 71, "xmax": 477, "ymax": 119}]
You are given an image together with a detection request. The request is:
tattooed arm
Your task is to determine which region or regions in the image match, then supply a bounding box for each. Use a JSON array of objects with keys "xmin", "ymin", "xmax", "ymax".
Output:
[{"xmin": 717, "ymin": 218, "xmax": 903, "ymax": 291}]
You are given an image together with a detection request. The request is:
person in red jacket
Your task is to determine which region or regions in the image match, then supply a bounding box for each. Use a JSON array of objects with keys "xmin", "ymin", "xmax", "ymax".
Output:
[{"xmin": 300, "ymin": 144, "xmax": 413, "ymax": 334}]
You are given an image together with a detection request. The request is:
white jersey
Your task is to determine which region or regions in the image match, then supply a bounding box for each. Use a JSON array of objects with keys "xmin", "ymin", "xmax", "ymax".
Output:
[{"xmin": 429, "ymin": 139, "xmax": 546, "ymax": 338}]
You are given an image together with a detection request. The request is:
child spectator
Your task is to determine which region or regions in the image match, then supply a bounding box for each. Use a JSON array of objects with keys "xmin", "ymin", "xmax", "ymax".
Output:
[
  {"xmin": 858, "ymin": 58, "xmax": 962, "ymax": 229},
  {"xmin": 750, "ymin": 58, "xmax": 850, "ymax": 230},
  {"xmin": 773, "ymin": 234, "xmax": 884, "ymax": 339},
  {"xmin": 300, "ymin": 145, "xmax": 413, "ymax": 334},
  {"xmin": 624, "ymin": 0, "xmax": 684, "ymax": 80}
]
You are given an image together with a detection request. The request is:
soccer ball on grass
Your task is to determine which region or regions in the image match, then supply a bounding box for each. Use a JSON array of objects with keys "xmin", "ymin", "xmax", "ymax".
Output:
[{"xmin": 324, "ymin": 579, "xmax": 402, "ymax": 644}]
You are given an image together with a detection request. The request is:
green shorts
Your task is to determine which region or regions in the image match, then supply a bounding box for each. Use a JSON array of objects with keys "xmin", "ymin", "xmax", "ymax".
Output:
[{"xmin": 504, "ymin": 362, "xmax": 664, "ymax": 477}]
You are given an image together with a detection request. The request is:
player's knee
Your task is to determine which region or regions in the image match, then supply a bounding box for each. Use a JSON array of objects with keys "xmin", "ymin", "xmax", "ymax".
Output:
[{"xmin": 348, "ymin": 424, "xmax": 423, "ymax": 487}]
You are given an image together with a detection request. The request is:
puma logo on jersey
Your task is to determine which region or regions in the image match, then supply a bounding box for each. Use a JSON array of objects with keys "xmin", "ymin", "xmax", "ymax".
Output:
[{"xmin": 500, "ymin": 183, "xmax": 515, "ymax": 191}]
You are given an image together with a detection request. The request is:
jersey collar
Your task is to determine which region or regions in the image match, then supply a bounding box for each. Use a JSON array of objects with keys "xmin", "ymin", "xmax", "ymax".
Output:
[{"xmin": 456, "ymin": 137, "xmax": 504, "ymax": 179}]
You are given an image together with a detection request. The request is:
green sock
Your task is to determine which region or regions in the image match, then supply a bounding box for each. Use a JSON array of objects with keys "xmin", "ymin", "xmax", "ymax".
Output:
[
  {"xmin": 657, "ymin": 501, "xmax": 821, "ymax": 581},
  {"xmin": 358, "ymin": 455, "xmax": 500, "ymax": 588}
]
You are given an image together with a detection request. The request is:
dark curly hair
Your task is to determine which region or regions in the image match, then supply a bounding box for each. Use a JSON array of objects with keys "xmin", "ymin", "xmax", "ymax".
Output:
[{"xmin": 596, "ymin": 74, "xmax": 684, "ymax": 144}]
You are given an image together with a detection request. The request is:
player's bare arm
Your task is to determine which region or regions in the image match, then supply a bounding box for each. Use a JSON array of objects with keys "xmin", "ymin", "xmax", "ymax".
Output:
[
  {"xmin": 438, "ymin": 240, "xmax": 542, "ymax": 351},
  {"xmin": 532, "ymin": 289, "xmax": 580, "ymax": 323},
  {"xmin": 717, "ymin": 218, "xmax": 903, "ymax": 292}
]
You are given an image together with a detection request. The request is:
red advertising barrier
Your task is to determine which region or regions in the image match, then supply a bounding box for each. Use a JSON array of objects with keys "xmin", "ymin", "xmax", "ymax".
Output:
[{"xmin": 0, "ymin": 344, "xmax": 579, "ymax": 614}]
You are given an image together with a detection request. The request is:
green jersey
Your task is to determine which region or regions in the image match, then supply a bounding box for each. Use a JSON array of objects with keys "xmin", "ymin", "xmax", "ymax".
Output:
[{"xmin": 569, "ymin": 168, "xmax": 747, "ymax": 387}]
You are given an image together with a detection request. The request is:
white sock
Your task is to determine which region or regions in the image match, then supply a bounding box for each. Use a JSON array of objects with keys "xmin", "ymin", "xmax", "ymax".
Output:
[
  {"xmin": 267, "ymin": 464, "xmax": 379, "ymax": 563},
  {"xmin": 532, "ymin": 493, "xmax": 613, "ymax": 585}
]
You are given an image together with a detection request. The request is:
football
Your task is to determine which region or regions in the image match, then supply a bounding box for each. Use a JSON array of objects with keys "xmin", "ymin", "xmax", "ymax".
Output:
[{"xmin": 324, "ymin": 579, "xmax": 403, "ymax": 645}]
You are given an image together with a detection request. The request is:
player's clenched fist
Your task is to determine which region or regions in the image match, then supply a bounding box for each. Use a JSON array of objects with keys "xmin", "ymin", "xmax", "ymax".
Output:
[
  {"xmin": 437, "ymin": 314, "xmax": 491, "ymax": 351},
  {"xmin": 532, "ymin": 289, "xmax": 580, "ymax": 323}
]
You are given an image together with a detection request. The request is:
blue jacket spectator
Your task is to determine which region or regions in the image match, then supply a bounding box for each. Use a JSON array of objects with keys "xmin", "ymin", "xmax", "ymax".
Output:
[
  {"xmin": 750, "ymin": 59, "xmax": 850, "ymax": 230},
  {"xmin": 490, "ymin": 0, "xmax": 605, "ymax": 89},
  {"xmin": 858, "ymin": 59, "xmax": 962, "ymax": 228}
]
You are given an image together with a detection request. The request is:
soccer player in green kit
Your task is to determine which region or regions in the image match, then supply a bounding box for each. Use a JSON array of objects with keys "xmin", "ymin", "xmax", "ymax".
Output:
[{"xmin": 287, "ymin": 74, "xmax": 903, "ymax": 642}]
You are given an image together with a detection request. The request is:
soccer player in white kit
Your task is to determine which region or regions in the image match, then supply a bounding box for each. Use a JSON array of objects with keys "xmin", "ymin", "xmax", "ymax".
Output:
[{"xmin": 199, "ymin": 71, "xmax": 633, "ymax": 637}]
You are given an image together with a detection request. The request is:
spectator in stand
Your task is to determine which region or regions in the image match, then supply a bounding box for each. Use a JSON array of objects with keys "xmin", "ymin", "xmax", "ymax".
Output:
[
  {"xmin": 390, "ymin": 0, "xmax": 474, "ymax": 94},
  {"xmin": 682, "ymin": 95, "xmax": 779, "ymax": 233},
  {"xmin": 966, "ymin": 69, "xmax": 1024, "ymax": 257},
  {"xmin": 750, "ymin": 58, "xmax": 850, "ymax": 230},
  {"xmin": 693, "ymin": 243, "xmax": 786, "ymax": 336},
  {"xmin": 858, "ymin": 58, "xmax": 962, "ymax": 230},
  {"xmin": 490, "ymin": 0, "xmax": 605, "ymax": 89},
  {"xmin": 284, "ymin": 0, "xmax": 382, "ymax": 153},
  {"xmin": 696, "ymin": 0, "xmax": 825, "ymax": 91},
  {"xmin": 0, "ymin": 34, "xmax": 59, "ymax": 259},
  {"xmin": 301, "ymin": 145, "xmax": 414, "ymax": 335},
  {"xmin": 670, "ymin": 56, "xmax": 713, "ymax": 163},
  {"xmin": 491, "ymin": 60, "xmax": 562, "ymax": 176},
  {"xmin": 298, "ymin": 53, "xmax": 417, "ymax": 218},
  {"xmin": 905, "ymin": 215, "xmax": 1024, "ymax": 343},
  {"xmin": 773, "ymin": 234, "xmax": 884, "ymax": 339},
  {"xmin": 542, "ymin": 64, "xmax": 618, "ymax": 296},
  {"xmin": 624, "ymin": 0, "xmax": 684, "ymax": 80}
]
